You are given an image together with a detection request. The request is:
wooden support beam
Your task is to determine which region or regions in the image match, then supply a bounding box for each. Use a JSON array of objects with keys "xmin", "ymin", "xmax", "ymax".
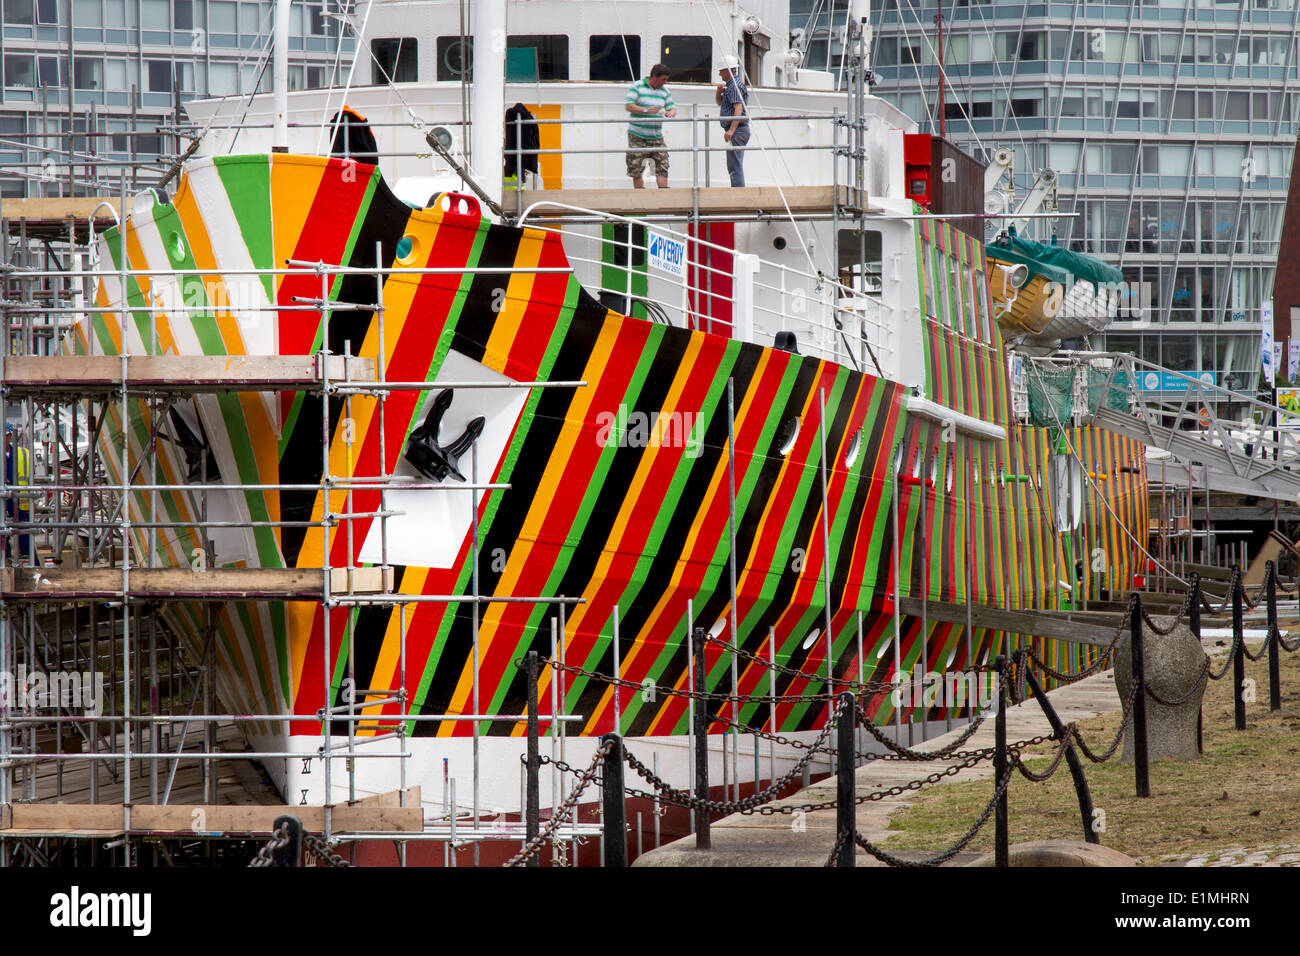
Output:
[
  {"xmin": 513, "ymin": 185, "xmax": 863, "ymax": 219},
  {"xmin": 1, "ymin": 801, "xmax": 421, "ymax": 836},
  {"xmin": 1, "ymin": 354, "xmax": 376, "ymax": 395},
  {"xmin": 897, "ymin": 597, "xmax": 1121, "ymax": 647},
  {"xmin": 1, "ymin": 566, "xmax": 394, "ymax": 601},
  {"xmin": 1, "ymin": 196, "xmax": 121, "ymax": 223}
]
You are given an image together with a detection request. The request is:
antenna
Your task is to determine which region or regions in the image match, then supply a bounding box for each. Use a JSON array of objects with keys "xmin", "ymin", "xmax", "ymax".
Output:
[{"xmin": 934, "ymin": 11, "xmax": 945, "ymax": 139}]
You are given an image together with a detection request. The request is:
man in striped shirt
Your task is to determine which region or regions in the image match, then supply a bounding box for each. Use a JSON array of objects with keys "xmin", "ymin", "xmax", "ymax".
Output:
[{"xmin": 624, "ymin": 64, "xmax": 676, "ymax": 188}]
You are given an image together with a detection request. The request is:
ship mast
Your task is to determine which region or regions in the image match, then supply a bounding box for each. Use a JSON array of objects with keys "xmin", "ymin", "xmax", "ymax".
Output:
[
  {"xmin": 273, "ymin": 0, "xmax": 290, "ymax": 151},
  {"xmin": 470, "ymin": 0, "xmax": 507, "ymax": 207}
]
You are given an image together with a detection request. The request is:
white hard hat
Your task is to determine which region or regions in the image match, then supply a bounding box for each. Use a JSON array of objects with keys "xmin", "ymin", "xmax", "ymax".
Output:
[{"xmin": 721, "ymin": 55, "xmax": 740, "ymax": 72}]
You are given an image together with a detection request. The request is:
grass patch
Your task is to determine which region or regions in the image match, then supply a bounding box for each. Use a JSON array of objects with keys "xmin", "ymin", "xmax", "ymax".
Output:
[{"xmin": 885, "ymin": 622, "xmax": 1300, "ymax": 863}]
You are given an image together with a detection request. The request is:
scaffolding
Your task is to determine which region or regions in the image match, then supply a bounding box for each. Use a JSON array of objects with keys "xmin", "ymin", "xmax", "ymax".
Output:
[{"xmin": 0, "ymin": 173, "xmax": 620, "ymax": 868}]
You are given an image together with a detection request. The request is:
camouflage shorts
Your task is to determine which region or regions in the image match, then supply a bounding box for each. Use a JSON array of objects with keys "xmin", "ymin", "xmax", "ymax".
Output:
[{"xmin": 627, "ymin": 133, "xmax": 669, "ymax": 179}]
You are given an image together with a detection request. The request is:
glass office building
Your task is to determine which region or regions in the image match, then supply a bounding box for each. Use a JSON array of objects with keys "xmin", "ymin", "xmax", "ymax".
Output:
[
  {"xmin": 793, "ymin": 0, "xmax": 1298, "ymax": 396},
  {"xmin": 0, "ymin": 0, "xmax": 349, "ymax": 198}
]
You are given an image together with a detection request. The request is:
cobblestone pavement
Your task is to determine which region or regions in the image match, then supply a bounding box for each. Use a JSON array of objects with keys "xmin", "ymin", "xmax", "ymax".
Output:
[{"xmin": 1157, "ymin": 845, "xmax": 1300, "ymax": 867}]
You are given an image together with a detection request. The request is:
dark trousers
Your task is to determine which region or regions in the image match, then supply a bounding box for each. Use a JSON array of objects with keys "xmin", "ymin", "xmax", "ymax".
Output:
[{"xmin": 726, "ymin": 126, "xmax": 750, "ymax": 187}]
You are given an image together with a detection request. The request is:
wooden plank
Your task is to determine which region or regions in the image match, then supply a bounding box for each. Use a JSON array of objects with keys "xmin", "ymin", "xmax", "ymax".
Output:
[
  {"xmin": 2, "ymin": 802, "xmax": 422, "ymax": 835},
  {"xmin": 353, "ymin": 786, "xmax": 421, "ymax": 808},
  {"xmin": 897, "ymin": 597, "xmax": 1121, "ymax": 647},
  {"xmin": 514, "ymin": 185, "xmax": 862, "ymax": 218},
  {"xmin": 1, "ymin": 566, "xmax": 394, "ymax": 600},
  {"xmin": 1, "ymin": 196, "xmax": 121, "ymax": 222},
  {"xmin": 0, "ymin": 354, "xmax": 376, "ymax": 393}
]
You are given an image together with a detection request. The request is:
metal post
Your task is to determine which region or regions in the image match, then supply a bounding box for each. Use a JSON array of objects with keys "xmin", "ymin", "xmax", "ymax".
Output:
[
  {"xmin": 1130, "ymin": 599, "xmax": 1150, "ymax": 797},
  {"xmin": 525, "ymin": 650, "xmax": 540, "ymax": 867},
  {"xmin": 1190, "ymin": 572, "xmax": 1203, "ymax": 754},
  {"xmin": 1019, "ymin": 653, "xmax": 1099, "ymax": 844},
  {"xmin": 994, "ymin": 654, "xmax": 1008, "ymax": 867},
  {"xmin": 601, "ymin": 733, "xmax": 627, "ymax": 867},
  {"xmin": 1232, "ymin": 566, "xmax": 1246, "ymax": 731},
  {"xmin": 693, "ymin": 627, "xmax": 710, "ymax": 850},
  {"xmin": 835, "ymin": 691, "xmax": 855, "ymax": 867},
  {"xmin": 1267, "ymin": 562, "xmax": 1281, "ymax": 712}
]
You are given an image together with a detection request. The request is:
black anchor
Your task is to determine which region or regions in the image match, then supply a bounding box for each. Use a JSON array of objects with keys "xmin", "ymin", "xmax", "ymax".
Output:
[{"xmin": 403, "ymin": 388, "xmax": 485, "ymax": 482}]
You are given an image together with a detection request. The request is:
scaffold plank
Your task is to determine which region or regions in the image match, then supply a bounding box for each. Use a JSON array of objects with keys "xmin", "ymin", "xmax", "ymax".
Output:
[
  {"xmin": 1, "ymin": 802, "xmax": 422, "ymax": 835},
  {"xmin": 0, "ymin": 566, "xmax": 394, "ymax": 600},
  {"xmin": 0, "ymin": 354, "xmax": 377, "ymax": 394},
  {"xmin": 1, "ymin": 196, "xmax": 121, "ymax": 224},
  {"xmin": 513, "ymin": 185, "xmax": 863, "ymax": 218}
]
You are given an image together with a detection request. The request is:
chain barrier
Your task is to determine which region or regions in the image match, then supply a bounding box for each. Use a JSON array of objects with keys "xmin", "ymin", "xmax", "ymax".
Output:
[
  {"xmin": 303, "ymin": 833, "xmax": 351, "ymax": 868},
  {"xmin": 504, "ymin": 739, "xmax": 613, "ymax": 868},
  {"xmin": 1275, "ymin": 626, "xmax": 1300, "ymax": 653},
  {"xmin": 1241, "ymin": 630, "xmax": 1273, "ymax": 662},
  {"xmin": 855, "ymin": 704, "xmax": 994, "ymax": 759},
  {"xmin": 1072, "ymin": 682, "xmax": 1139, "ymax": 764},
  {"xmin": 1144, "ymin": 656, "xmax": 1211, "ymax": 706},
  {"xmin": 703, "ymin": 710, "xmax": 837, "ymax": 754},
  {"xmin": 1242, "ymin": 565, "xmax": 1270, "ymax": 611},
  {"xmin": 1199, "ymin": 568, "xmax": 1239, "ymax": 615},
  {"xmin": 701, "ymin": 632, "xmax": 897, "ymax": 696},
  {"xmin": 1207, "ymin": 629, "xmax": 1240, "ymax": 680},
  {"xmin": 848, "ymin": 767, "xmax": 1015, "ymax": 868},
  {"xmin": 1010, "ymin": 734, "xmax": 1072, "ymax": 783},
  {"xmin": 1140, "ymin": 587, "xmax": 1194, "ymax": 636},
  {"xmin": 825, "ymin": 827, "xmax": 850, "ymax": 868},
  {"xmin": 1020, "ymin": 639, "xmax": 1118, "ymax": 685},
  {"xmin": 622, "ymin": 718, "xmax": 836, "ymax": 816},
  {"xmin": 247, "ymin": 822, "xmax": 291, "ymax": 868}
]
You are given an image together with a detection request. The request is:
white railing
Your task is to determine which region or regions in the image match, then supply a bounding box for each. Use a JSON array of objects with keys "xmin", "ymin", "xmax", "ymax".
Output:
[{"xmin": 519, "ymin": 201, "xmax": 897, "ymax": 376}]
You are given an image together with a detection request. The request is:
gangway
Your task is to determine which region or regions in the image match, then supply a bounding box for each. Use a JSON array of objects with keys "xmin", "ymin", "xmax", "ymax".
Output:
[{"xmin": 1063, "ymin": 354, "xmax": 1300, "ymax": 501}]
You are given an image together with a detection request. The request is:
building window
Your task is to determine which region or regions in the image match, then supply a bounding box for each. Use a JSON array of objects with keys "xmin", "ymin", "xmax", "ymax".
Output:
[
  {"xmin": 36, "ymin": 0, "xmax": 56, "ymax": 23},
  {"xmin": 73, "ymin": 57, "xmax": 102, "ymax": 90},
  {"xmin": 506, "ymin": 35, "xmax": 569, "ymax": 81},
  {"xmin": 372, "ymin": 37, "xmax": 418, "ymax": 83},
  {"xmin": 3, "ymin": 0, "xmax": 33, "ymax": 25},
  {"xmin": 147, "ymin": 59, "xmax": 172, "ymax": 92},
  {"xmin": 173, "ymin": 0, "xmax": 192, "ymax": 31},
  {"xmin": 37, "ymin": 54, "xmax": 59, "ymax": 87},
  {"xmin": 660, "ymin": 35, "xmax": 711, "ymax": 83},
  {"xmin": 590, "ymin": 34, "xmax": 640, "ymax": 82},
  {"xmin": 74, "ymin": 0, "xmax": 102, "ymax": 26},
  {"xmin": 209, "ymin": 61, "xmax": 238, "ymax": 95},
  {"xmin": 4, "ymin": 54, "xmax": 35, "ymax": 87},
  {"xmin": 210, "ymin": 0, "xmax": 235, "ymax": 32},
  {"xmin": 436, "ymin": 36, "xmax": 471, "ymax": 81}
]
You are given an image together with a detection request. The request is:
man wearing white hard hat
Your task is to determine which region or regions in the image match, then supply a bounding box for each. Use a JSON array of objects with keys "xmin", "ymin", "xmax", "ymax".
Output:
[{"xmin": 715, "ymin": 55, "xmax": 749, "ymax": 187}]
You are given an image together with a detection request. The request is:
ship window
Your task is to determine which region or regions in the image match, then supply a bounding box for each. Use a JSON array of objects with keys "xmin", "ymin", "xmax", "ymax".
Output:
[
  {"xmin": 777, "ymin": 418, "xmax": 800, "ymax": 456},
  {"xmin": 507, "ymin": 35, "xmax": 569, "ymax": 81},
  {"xmin": 801, "ymin": 628, "xmax": 821, "ymax": 651},
  {"xmin": 836, "ymin": 229, "xmax": 882, "ymax": 297},
  {"xmin": 660, "ymin": 35, "xmax": 711, "ymax": 83},
  {"xmin": 372, "ymin": 37, "xmax": 418, "ymax": 84},
  {"xmin": 590, "ymin": 34, "xmax": 640, "ymax": 82},
  {"xmin": 437, "ymin": 36, "xmax": 472, "ymax": 81},
  {"xmin": 844, "ymin": 429, "xmax": 862, "ymax": 469}
]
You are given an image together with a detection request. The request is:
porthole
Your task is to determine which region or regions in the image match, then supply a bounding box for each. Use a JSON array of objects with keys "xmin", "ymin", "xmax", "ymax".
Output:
[
  {"xmin": 773, "ymin": 236, "xmax": 787, "ymax": 251},
  {"xmin": 801, "ymin": 628, "xmax": 821, "ymax": 651},
  {"xmin": 395, "ymin": 234, "xmax": 420, "ymax": 265}
]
